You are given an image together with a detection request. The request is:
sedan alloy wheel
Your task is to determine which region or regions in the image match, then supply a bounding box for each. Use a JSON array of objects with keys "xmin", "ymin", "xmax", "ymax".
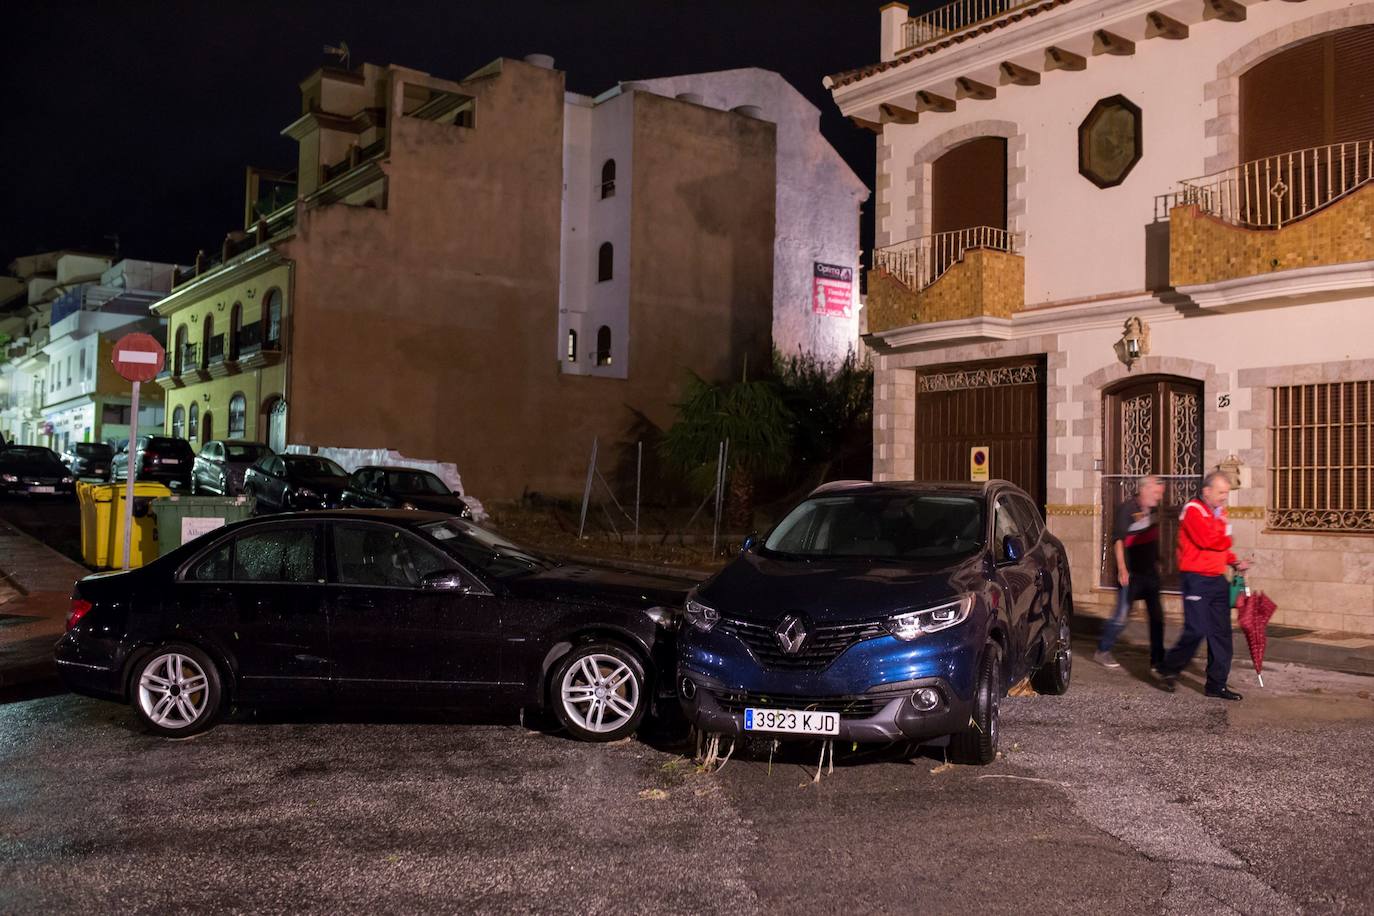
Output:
[
  {"xmin": 554, "ymin": 644, "xmax": 647, "ymax": 742},
  {"xmin": 133, "ymin": 645, "xmax": 223, "ymax": 737}
]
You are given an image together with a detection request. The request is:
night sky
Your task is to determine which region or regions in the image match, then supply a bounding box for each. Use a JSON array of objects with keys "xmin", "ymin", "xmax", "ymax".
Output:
[{"xmin": 1, "ymin": 1, "xmax": 918, "ymax": 273}]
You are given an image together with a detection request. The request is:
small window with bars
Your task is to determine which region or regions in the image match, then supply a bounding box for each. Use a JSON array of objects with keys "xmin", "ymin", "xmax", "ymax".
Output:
[{"xmin": 1269, "ymin": 381, "xmax": 1374, "ymax": 532}]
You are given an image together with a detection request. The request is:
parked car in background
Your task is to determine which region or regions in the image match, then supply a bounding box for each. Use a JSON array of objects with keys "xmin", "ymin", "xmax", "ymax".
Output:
[
  {"xmin": 243, "ymin": 454, "xmax": 351, "ymax": 512},
  {"xmin": 342, "ymin": 465, "xmax": 471, "ymax": 517},
  {"xmin": 0, "ymin": 446, "xmax": 76, "ymax": 497},
  {"xmin": 112, "ymin": 436, "xmax": 195, "ymax": 489},
  {"xmin": 677, "ymin": 480, "xmax": 1073, "ymax": 765},
  {"xmin": 63, "ymin": 442, "xmax": 115, "ymax": 480},
  {"xmin": 55, "ymin": 509, "xmax": 686, "ymax": 740},
  {"xmin": 192, "ymin": 440, "xmax": 273, "ymax": 496}
]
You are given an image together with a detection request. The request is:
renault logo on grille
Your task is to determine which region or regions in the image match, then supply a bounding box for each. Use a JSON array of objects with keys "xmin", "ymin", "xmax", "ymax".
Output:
[{"xmin": 775, "ymin": 615, "xmax": 808, "ymax": 655}]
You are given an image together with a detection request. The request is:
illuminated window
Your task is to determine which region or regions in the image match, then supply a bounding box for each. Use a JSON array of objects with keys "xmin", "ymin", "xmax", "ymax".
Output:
[{"xmin": 566, "ymin": 329, "xmax": 578, "ymax": 362}]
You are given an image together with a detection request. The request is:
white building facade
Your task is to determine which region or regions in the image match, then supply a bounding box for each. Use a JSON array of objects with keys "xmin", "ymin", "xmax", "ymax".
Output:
[
  {"xmin": 830, "ymin": 0, "xmax": 1374, "ymax": 634},
  {"xmin": 559, "ymin": 67, "xmax": 869, "ymax": 376}
]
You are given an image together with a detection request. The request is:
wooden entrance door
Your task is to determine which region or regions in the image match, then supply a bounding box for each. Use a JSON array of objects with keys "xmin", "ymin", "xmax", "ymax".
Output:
[
  {"xmin": 913, "ymin": 358, "xmax": 1046, "ymax": 507},
  {"xmin": 1100, "ymin": 376, "xmax": 1204, "ymax": 590}
]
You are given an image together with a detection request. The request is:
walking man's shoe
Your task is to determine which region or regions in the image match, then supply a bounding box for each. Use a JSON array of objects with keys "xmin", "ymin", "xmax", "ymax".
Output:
[
  {"xmin": 1093, "ymin": 650, "xmax": 1121, "ymax": 669},
  {"xmin": 1205, "ymin": 686, "xmax": 1243, "ymax": 701},
  {"xmin": 1157, "ymin": 672, "xmax": 1177, "ymax": 693}
]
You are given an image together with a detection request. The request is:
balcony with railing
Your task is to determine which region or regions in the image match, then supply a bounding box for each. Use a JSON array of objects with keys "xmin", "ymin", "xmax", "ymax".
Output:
[
  {"xmin": 1168, "ymin": 139, "xmax": 1374, "ymax": 290},
  {"xmin": 900, "ymin": 0, "xmax": 1041, "ymax": 53},
  {"xmin": 174, "ymin": 343, "xmax": 199, "ymax": 378},
  {"xmin": 867, "ymin": 226, "xmax": 1024, "ymax": 335}
]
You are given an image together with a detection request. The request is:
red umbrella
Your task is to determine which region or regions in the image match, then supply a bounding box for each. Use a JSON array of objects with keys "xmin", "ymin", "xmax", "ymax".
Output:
[{"xmin": 1235, "ymin": 583, "xmax": 1278, "ymax": 686}]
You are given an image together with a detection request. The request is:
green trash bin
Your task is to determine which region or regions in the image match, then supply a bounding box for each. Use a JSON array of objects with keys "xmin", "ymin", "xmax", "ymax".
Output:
[{"xmin": 150, "ymin": 495, "xmax": 257, "ymax": 552}]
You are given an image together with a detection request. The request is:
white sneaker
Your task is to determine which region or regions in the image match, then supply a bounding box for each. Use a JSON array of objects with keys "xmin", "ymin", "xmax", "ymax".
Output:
[{"xmin": 1093, "ymin": 650, "xmax": 1121, "ymax": 669}]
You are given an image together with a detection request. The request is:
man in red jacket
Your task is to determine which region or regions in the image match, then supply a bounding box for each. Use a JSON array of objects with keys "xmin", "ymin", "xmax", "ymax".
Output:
[{"xmin": 1158, "ymin": 470, "xmax": 1251, "ymax": 699}]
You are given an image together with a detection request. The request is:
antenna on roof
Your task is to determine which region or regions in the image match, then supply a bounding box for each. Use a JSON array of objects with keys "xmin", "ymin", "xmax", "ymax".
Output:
[{"xmin": 323, "ymin": 40, "xmax": 351, "ymax": 69}]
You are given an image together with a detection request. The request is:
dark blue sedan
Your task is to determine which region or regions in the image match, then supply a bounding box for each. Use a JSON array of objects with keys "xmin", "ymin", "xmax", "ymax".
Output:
[{"xmin": 677, "ymin": 480, "xmax": 1073, "ymax": 764}]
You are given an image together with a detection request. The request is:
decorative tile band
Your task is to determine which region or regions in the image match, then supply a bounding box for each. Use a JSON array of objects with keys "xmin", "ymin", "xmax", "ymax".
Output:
[
  {"xmin": 1227, "ymin": 507, "xmax": 1265, "ymax": 520},
  {"xmin": 1045, "ymin": 504, "xmax": 1095, "ymax": 516}
]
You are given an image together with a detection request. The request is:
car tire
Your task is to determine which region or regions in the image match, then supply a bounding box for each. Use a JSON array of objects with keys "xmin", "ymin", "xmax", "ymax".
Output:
[
  {"xmin": 950, "ymin": 642, "xmax": 1002, "ymax": 766},
  {"xmin": 1031, "ymin": 604, "xmax": 1073, "ymax": 696},
  {"xmin": 129, "ymin": 643, "xmax": 225, "ymax": 738},
  {"xmin": 550, "ymin": 642, "xmax": 648, "ymax": 742}
]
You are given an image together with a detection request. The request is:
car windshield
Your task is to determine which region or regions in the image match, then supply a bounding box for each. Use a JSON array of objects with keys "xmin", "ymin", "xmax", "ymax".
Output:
[
  {"xmin": 74, "ymin": 443, "xmax": 113, "ymax": 458},
  {"xmin": 282, "ymin": 456, "xmax": 347, "ymax": 478},
  {"xmin": 1, "ymin": 446, "xmax": 60, "ymax": 465},
  {"xmin": 762, "ymin": 493, "xmax": 986, "ymax": 560},
  {"xmin": 420, "ymin": 519, "xmax": 558, "ymax": 578},
  {"xmin": 387, "ymin": 471, "xmax": 449, "ymax": 495},
  {"xmin": 224, "ymin": 444, "xmax": 271, "ymax": 462}
]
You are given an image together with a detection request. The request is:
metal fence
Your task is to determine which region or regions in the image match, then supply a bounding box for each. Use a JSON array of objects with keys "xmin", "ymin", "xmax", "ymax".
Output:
[
  {"xmin": 1178, "ymin": 139, "xmax": 1374, "ymax": 229},
  {"xmin": 901, "ymin": 0, "xmax": 1039, "ymax": 51},
  {"xmin": 873, "ymin": 226, "xmax": 1017, "ymax": 292},
  {"xmin": 1098, "ymin": 474, "xmax": 1202, "ymax": 592}
]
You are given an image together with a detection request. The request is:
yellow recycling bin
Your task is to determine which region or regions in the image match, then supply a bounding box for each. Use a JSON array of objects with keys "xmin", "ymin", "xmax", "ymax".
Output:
[
  {"xmin": 78, "ymin": 482, "xmax": 114, "ymax": 568},
  {"xmin": 104, "ymin": 483, "xmax": 173, "ymax": 568}
]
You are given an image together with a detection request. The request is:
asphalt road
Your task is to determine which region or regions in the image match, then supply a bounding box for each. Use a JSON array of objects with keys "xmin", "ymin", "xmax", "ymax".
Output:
[{"xmin": 3, "ymin": 642, "xmax": 1372, "ymax": 915}]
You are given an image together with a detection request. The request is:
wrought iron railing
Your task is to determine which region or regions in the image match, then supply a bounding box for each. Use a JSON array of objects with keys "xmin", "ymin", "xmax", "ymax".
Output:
[
  {"xmin": 901, "ymin": 0, "xmax": 1040, "ymax": 51},
  {"xmin": 1177, "ymin": 139, "xmax": 1374, "ymax": 229},
  {"xmin": 207, "ymin": 334, "xmax": 225, "ymax": 365},
  {"xmin": 234, "ymin": 322, "xmax": 262, "ymax": 359},
  {"xmin": 873, "ymin": 226, "xmax": 1017, "ymax": 291},
  {"xmin": 176, "ymin": 343, "xmax": 198, "ymax": 376}
]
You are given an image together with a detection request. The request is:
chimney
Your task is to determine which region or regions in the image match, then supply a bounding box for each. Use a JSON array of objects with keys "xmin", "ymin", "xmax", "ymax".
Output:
[
  {"xmin": 524, "ymin": 53, "xmax": 555, "ymax": 69},
  {"xmin": 676, "ymin": 92, "xmax": 705, "ymax": 105},
  {"xmin": 880, "ymin": 2, "xmax": 910, "ymax": 60}
]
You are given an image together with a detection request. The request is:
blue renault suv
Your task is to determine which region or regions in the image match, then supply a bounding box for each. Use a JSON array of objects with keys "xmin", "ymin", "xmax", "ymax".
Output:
[{"xmin": 677, "ymin": 480, "xmax": 1072, "ymax": 764}]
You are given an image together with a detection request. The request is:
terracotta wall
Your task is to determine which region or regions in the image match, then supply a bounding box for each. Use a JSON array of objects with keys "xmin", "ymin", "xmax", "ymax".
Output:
[{"xmin": 284, "ymin": 62, "xmax": 777, "ymax": 500}]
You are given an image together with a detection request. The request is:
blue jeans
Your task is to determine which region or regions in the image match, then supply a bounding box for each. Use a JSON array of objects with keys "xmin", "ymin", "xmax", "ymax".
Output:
[
  {"xmin": 1097, "ymin": 570, "xmax": 1164, "ymax": 666},
  {"xmin": 1161, "ymin": 572, "xmax": 1234, "ymax": 692}
]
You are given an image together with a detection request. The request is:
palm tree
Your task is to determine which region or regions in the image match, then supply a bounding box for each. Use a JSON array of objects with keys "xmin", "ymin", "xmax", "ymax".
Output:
[{"xmin": 659, "ymin": 370, "xmax": 793, "ymax": 533}]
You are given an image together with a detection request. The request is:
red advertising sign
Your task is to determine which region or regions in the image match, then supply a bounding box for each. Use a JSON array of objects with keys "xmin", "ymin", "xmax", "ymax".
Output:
[
  {"xmin": 812, "ymin": 262, "xmax": 853, "ymax": 318},
  {"xmin": 111, "ymin": 332, "xmax": 165, "ymax": 383}
]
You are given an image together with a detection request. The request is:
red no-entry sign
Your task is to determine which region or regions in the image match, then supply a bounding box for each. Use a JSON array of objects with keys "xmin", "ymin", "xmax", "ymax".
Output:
[{"xmin": 111, "ymin": 332, "xmax": 165, "ymax": 383}]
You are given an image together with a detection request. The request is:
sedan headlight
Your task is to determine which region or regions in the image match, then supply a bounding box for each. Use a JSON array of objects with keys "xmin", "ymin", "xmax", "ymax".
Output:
[
  {"xmin": 684, "ymin": 597, "xmax": 719, "ymax": 633},
  {"xmin": 61, "ymin": 477, "xmax": 74, "ymax": 484},
  {"xmin": 885, "ymin": 595, "xmax": 975, "ymax": 641},
  {"xmin": 1, "ymin": 474, "xmax": 16, "ymax": 483}
]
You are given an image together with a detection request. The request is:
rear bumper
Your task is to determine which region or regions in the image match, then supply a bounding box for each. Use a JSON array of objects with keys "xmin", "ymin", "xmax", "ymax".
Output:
[{"xmin": 54, "ymin": 634, "xmax": 126, "ymax": 701}]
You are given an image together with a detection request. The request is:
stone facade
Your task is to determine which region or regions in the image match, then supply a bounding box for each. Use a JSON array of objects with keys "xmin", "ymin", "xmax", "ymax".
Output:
[{"xmin": 1171, "ymin": 187, "xmax": 1374, "ymax": 286}]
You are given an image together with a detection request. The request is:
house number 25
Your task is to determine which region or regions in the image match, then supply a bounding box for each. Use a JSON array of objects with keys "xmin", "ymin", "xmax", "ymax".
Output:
[{"xmin": 1216, "ymin": 394, "xmax": 1232, "ymax": 409}]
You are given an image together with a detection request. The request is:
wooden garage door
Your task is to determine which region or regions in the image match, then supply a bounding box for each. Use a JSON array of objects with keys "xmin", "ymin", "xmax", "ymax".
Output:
[{"xmin": 913, "ymin": 358, "xmax": 1046, "ymax": 507}]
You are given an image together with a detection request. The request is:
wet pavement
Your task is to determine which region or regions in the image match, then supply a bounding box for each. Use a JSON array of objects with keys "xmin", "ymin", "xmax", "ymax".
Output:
[{"xmin": 3, "ymin": 638, "xmax": 1372, "ymax": 915}]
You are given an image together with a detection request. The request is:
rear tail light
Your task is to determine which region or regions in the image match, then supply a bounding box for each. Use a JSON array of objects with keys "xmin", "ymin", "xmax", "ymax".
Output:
[{"xmin": 66, "ymin": 598, "xmax": 93, "ymax": 631}]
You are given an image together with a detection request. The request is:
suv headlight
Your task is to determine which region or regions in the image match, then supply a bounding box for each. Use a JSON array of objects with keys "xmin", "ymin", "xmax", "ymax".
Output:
[
  {"xmin": 885, "ymin": 595, "xmax": 975, "ymax": 641},
  {"xmin": 644, "ymin": 606, "xmax": 678, "ymax": 630},
  {"xmin": 684, "ymin": 596, "xmax": 719, "ymax": 633}
]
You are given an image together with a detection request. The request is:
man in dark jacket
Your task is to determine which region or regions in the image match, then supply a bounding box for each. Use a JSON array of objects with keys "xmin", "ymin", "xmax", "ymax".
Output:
[
  {"xmin": 1158, "ymin": 470, "xmax": 1250, "ymax": 699},
  {"xmin": 1094, "ymin": 475, "xmax": 1165, "ymax": 670}
]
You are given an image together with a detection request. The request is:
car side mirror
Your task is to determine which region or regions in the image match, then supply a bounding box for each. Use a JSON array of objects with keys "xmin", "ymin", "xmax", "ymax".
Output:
[
  {"xmin": 1002, "ymin": 535, "xmax": 1024, "ymax": 563},
  {"xmin": 741, "ymin": 533, "xmax": 757, "ymax": 553},
  {"xmin": 421, "ymin": 570, "xmax": 467, "ymax": 591}
]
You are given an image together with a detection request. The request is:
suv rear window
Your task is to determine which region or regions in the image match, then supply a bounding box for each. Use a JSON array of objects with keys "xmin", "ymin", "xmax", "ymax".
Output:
[
  {"xmin": 75, "ymin": 443, "xmax": 113, "ymax": 458},
  {"xmin": 147, "ymin": 437, "xmax": 193, "ymax": 455}
]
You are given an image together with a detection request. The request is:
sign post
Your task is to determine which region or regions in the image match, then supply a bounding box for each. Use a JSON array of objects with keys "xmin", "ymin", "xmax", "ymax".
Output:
[{"xmin": 111, "ymin": 333, "xmax": 166, "ymax": 571}]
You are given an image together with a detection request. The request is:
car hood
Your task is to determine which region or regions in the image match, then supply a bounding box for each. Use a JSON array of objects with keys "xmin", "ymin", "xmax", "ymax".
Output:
[
  {"xmin": 293, "ymin": 475, "xmax": 349, "ymax": 492},
  {"xmin": 501, "ymin": 562, "xmax": 694, "ymax": 609},
  {"xmin": 696, "ymin": 550, "xmax": 988, "ymax": 623}
]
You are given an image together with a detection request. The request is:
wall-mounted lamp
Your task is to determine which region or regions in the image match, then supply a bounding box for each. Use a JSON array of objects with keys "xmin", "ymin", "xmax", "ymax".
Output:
[
  {"xmin": 246, "ymin": 288, "xmax": 257, "ymax": 299},
  {"xmin": 1116, "ymin": 316, "xmax": 1150, "ymax": 370},
  {"xmin": 216, "ymin": 302, "xmax": 225, "ymax": 312},
  {"xmin": 202, "ymin": 392, "xmax": 211, "ymax": 403}
]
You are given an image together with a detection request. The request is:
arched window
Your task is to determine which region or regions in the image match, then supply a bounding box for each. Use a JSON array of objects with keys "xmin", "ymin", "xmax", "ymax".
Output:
[
  {"xmin": 228, "ymin": 393, "xmax": 247, "ymax": 439},
  {"xmin": 188, "ymin": 402, "xmax": 199, "ymax": 442},
  {"xmin": 174, "ymin": 325, "xmax": 188, "ymax": 375},
  {"xmin": 263, "ymin": 288, "xmax": 283, "ymax": 349},
  {"xmin": 566, "ymin": 329, "xmax": 578, "ymax": 362},
  {"xmin": 202, "ymin": 411, "xmax": 213, "ymax": 444},
  {"xmin": 600, "ymin": 159, "xmax": 616, "ymax": 199},
  {"xmin": 171, "ymin": 406, "xmax": 185, "ymax": 439},
  {"xmin": 595, "ymin": 325, "xmax": 612, "ymax": 366},
  {"xmin": 597, "ymin": 243, "xmax": 613, "ymax": 282},
  {"xmin": 202, "ymin": 314, "xmax": 214, "ymax": 368},
  {"xmin": 229, "ymin": 303, "xmax": 242, "ymax": 361}
]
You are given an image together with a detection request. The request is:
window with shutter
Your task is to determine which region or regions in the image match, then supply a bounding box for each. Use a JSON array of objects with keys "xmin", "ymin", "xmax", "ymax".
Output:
[{"xmin": 930, "ymin": 137, "xmax": 1007, "ymax": 235}]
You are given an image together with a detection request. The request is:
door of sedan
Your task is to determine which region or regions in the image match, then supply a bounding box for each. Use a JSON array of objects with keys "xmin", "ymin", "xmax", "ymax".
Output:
[
  {"xmin": 178, "ymin": 521, "xmax": 330, "ymax": 704},
  {"xmin": 324, "ymin": 521, "xmax": 504, "ymax": 705}
]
